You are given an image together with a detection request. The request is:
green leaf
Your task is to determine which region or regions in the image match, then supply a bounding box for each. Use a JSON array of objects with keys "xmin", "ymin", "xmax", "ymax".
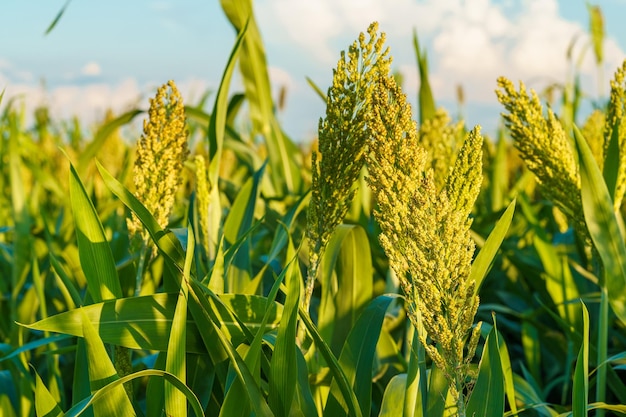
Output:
[
  {"xmin": 378, "ymin": 374, "xmax": 407, "ymax": 417},
  {"xmin": 220, "ymin": 0, "xmax": 301, "ymax": 194},
  {"xmin": 80, "ymin": 309, "xmax": 135, "ymax": 416},
  {"xmin": 23, "ymin": 292, "xmax": 282, "ymax": 354},
  {"xmin": 466, "ymin": 325, "xmax": 504, "ymax": 417},
  {"xmin": 69, "ymin": 162, "xmax": 122, "ymax": 302},
  {"xmin": 44, "ymin": 0, "xmax": 72, "ymax": 34},
  {"xmin": 96, "ymin": 161, "xmax": 187, "ymax": 273},
  {"xmin": 222, "ymin": 162, "xmax": 266, "ymax": 293},
  {"xmin": 298, "ymin": 307, "xmax": 362, "ymax": 417},
  {"xmin": 306, "ymin": 76, "xmax": 327, "ymax": 102},
  {"xmin": 471, "ymin": 198, "xmax": 515, "ymax": 296},
  {"xmin": 572, "ymin": 301, "xmax": 590, "ymax": 417},
  {"xmin": 33, "ymin": 369, "xmax": 63, "ymax": 417},
  {"xmin": 574, "ymin": 125, "xmax": 626, "ymax": 326},
  {"xmin": 318, "ymin": 224, "xmax": 373, "ymax": 356},
  {"xmin": 64, "ymin": 369, "xmax": 204, "ymax": 417},
  {"xmin": 187, "ymin": 279, "xmax": 274, "ymax": 417},
  {"xmin": 268, "ymin": 240, "xmax": 301, "ymax": 417},
  {"xmin": 426, "ymin": 360, "xmax": 448, "ymax": 417},
  {"xmin": 324, "ymin": 295, "xmax": 396, "ymax": 417},
  {"xmin": 165, "ymin": 225, "xmax": 194, "ymax": 417}
]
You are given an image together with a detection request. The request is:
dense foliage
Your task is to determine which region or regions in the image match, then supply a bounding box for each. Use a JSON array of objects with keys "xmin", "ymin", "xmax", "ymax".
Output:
[{"xmin": 1, "ymin": 1, "xmax": 626, "ymax": 416}]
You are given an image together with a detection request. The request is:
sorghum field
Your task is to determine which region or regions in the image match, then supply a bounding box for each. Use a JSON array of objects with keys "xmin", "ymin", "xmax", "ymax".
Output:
[{"xmin": 1, "ymin": 2, "xmax": 626, "ymax": 416}]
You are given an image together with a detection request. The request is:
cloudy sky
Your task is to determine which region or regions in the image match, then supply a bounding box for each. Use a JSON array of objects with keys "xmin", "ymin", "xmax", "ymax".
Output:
[{"xmin": 1, "ymin": 0, "xmax": 625, "ymax": 141}]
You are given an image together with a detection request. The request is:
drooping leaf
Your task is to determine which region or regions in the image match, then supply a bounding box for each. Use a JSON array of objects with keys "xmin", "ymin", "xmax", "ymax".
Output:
[{"xmin": 574, "ymin": 125, "xmax": 626, "ymax": 326}]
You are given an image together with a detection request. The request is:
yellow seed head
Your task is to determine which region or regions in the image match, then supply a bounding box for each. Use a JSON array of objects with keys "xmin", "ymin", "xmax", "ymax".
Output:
[
  {"xmin": 306, "ymin": 22, "xmax": 391, "ymax": 310},
  {"xmin": 367, "ymin": 73, "xmax": 483, "ymax": 401},
  {"xmin": 127, "ymin": 80, "xmax": 189, "ymax": 241}
]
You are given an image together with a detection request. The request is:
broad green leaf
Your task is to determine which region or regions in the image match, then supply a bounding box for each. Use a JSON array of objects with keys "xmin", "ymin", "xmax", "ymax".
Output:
[
  {"xmin": 324, "ymin": 295, "xmax": 396, "ymax": 417},
  {"xmin": 69, "ymin": 162, "xmax": 122, "ymax": 302},
  {"xmin": 80, "ymin": 309, "xmax": 135, "ymax": 416},
  {"xmin": 0, "ymin": 394, "xmax": 17, "ymax": 417},
  {"xmin": 23, "ymin": 292, "xmax": 282, "ymax": 353},
  {"xmin": 466, "ymin": 325, "xmax": 504, "ymax": 417},
  {"xmin": 379, "ymin": 374, "xmax": 407, "ymax": 417},
  {"xmin": 165, "ymin": 225, "xmax": 194, "ymax": 417},
  {"xmin": 293, "ymin": 344, "xmax": 317, "ymax": 417},
  {"xmin": 33, "ymin": 369, "xmax": 63, "ymax": 417},
  {"xmin": 298, "ymin": 307, "xmax": 362, "ymax": 417},
  {"xmin": 512, "ymin": 374, "xmax": 558, "ymax": 417},
  {"xmin": 572, "ymin": 301, "xmax": 590, "ymax": 417},
  {"xmin": 471, "ymin": 198, "xmax": 515, "ymax": 296},
  {"xmin": 574, "ymin": 125, "xmax": 626, "ymax": 326},
  {"xmin": 318, "ymin": 224, "xmax": 373, "ymax": 356}
]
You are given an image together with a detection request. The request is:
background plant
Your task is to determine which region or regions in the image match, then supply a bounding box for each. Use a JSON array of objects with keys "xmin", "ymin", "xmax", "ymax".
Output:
[{"xmin": 0, "ymin": 2, "xmax": 625, "ymax": 417}]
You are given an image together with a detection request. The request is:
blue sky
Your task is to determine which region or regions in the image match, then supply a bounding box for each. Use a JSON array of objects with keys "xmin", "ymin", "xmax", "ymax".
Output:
[{"xmin": 1, "ymin": 0, "xmax": 625, "ymax": 142}]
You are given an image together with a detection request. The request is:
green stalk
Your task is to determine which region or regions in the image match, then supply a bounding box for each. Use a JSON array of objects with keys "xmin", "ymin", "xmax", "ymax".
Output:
[
  {"xmin": 456, "ymin": 377, "xmax": 466, "ymax": 417},
  {"xmin": 596, "ymin": 284, "xmax": 608, "ymax": 417}
]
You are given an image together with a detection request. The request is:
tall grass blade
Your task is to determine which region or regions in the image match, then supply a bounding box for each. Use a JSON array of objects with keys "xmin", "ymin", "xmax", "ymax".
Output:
[
  {"xmin": 24, "ymin": 292, "xmax": 282, "ymax": 353},
  {"xmin": 220, "ymin": 0, "xmax": 301, "ymax": 194},
  {"xmin": 165, "ymin": 225, "xmax": 194, "ymax": 417},
  {"xmin": 222, "ymin": 162, "xmax": 266, "ymax": 293},
  {"xmin": 471, "ymin": 198, "xmax": 515, "ymax": 295},
  {"xmin": 268, "ymin": 240, "xmax": 301, "ymax": 416},
  {"xmin": 204, "ymin": 18, "xmax": 248, "ymax": 260},
  {"xmin": 96, "ymin": 161, "xmax": 186, "ymax": 271},
  {"xmin": 44, "ymin": 0, "xmax": 71, "ymax": 34},
  {"xmin": 413, "ymin": 29, "xmax": 435, "ymax": 123},
  {"xmin": 466, "ymin": 325, "xmax": 505, "ymax": 417},
  {"xmin": 187, "ymin": 279, "xmax": 274, "ymax": 416},
  {"xmin": 574, "ymin": 125, "xmax": 626, "ymax": 326},
  {"xmin": 572, "ymin": 301, "xmax": 590, "ymax": 417}
]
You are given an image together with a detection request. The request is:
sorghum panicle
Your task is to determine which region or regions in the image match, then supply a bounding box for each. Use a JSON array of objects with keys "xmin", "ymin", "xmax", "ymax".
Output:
[
  {"xmin": 127, "ymin": 80, "xmax": 189, "ymax": 242},
  {"xmin": 306, "ymin": 22, "xmax": 391, "ymax": 311}
]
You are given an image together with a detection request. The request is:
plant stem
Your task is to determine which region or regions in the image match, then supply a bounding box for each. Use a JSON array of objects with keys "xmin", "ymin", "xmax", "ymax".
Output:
[{"xmin": 596, "ymin": 284, "xmax": 608, "ymax": 417}]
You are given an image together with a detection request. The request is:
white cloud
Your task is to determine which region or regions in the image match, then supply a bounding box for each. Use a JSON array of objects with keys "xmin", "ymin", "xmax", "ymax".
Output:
[
  {"xmin": 256, "ymin": 0, "xmax": 626, "ymax": 108},
  {"xmin": 81, "ymin": 61, "xmax": 102, "ymax": 77}
]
